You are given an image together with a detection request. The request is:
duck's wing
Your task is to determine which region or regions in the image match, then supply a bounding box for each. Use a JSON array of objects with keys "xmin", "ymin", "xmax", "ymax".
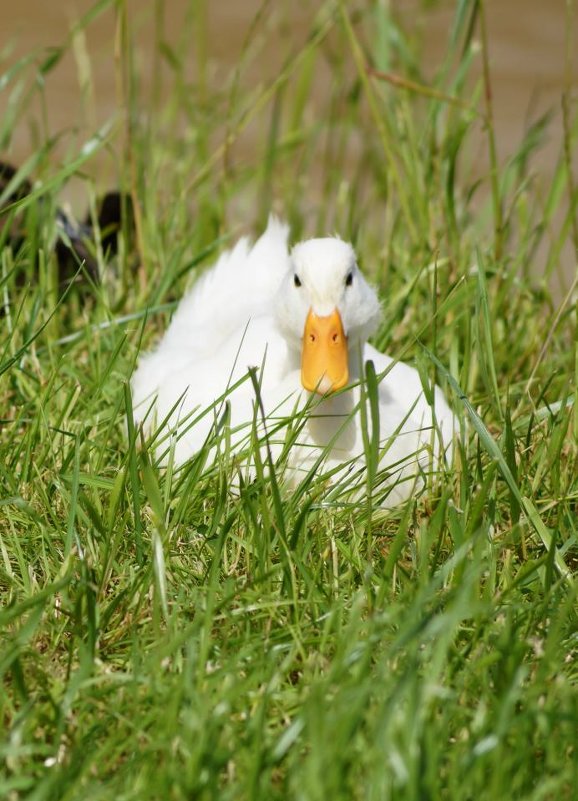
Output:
[
  {"xmin": 161, "ymin": 215, "xmax": 291, "ymax": 358},
  {"xmin": 131, "ymin": 217, "xmax": 292, "ymax": 427}
]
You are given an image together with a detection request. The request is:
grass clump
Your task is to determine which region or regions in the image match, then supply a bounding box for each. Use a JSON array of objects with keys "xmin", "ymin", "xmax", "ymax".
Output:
[{"xmin": 1, "ymin": 1, "xmax": 577, "ymax": 799}]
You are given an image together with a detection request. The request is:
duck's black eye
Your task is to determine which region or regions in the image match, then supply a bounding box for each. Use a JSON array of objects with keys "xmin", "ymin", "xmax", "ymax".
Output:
[
  {"xmin": 345, "ymin": 271, "xmax": 353, "ymax": 287},
  {"xmin": 294, "ymin": 274, "xmax": 302, "ymax": 287}
]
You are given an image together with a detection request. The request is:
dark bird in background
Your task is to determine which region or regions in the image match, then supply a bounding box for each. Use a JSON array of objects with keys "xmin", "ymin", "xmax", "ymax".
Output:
[{"xmin": 0, "ymin": 160, "xmax": 136, "ymax": 291}]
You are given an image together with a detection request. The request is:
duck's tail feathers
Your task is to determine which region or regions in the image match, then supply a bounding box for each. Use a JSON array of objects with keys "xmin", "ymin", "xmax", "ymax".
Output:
[{"xmin": 162, "ymin": 216, "xmax": 291, "ymax": 354}]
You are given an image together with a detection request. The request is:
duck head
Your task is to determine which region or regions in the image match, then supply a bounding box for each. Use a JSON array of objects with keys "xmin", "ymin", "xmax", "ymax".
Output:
[{"xmin": 275, "ymin": 237, "xmax": 382, "ymax": 394}]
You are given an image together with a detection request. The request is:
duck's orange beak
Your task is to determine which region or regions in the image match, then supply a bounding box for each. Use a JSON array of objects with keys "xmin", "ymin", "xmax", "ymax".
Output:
[{"xmin": 301, "ymin": 309, "xmax": 349, "ymax": 394}]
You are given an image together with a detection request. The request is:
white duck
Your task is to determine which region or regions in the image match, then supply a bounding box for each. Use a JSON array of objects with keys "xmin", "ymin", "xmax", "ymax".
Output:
[{"xmin": 131, "ymin": 217, "xmax": 455, "ymax": 506}]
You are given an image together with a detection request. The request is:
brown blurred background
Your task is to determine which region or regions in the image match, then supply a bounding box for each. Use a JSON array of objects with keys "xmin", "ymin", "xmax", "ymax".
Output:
[{"xmin": 1, "ymin": 0, "xmax": 576, "ymax": 284}]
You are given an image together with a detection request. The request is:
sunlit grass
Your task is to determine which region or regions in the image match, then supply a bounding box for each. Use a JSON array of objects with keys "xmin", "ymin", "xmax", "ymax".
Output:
[{"xmin": 1, "ymin": 1, "xmax": 577, "ymax": 799}]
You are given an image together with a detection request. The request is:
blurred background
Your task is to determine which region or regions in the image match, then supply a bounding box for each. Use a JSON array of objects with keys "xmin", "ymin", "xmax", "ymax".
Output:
[{"xmin": 1, "ymin": 0, "xmax": 576, "ymax": 288}]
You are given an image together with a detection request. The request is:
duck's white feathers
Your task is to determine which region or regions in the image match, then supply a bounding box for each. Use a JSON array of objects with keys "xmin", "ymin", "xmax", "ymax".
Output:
[
  {"xmin": 157, "ymin": 215, "xmax": 290, "ymax": 359},
  {"xmin": 131, "ymin": 217, "xmax": 294, "ymax": 450}
]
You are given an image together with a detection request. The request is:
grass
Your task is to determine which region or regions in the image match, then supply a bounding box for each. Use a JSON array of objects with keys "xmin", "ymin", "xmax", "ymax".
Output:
[{"xmin": 1, "ymin": 0, "xmax": 578, "ymax": 798}]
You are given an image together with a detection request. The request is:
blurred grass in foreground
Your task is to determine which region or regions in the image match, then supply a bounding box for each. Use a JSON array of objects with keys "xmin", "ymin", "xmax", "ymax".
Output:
[{"xmin": 1, "ymin": 1, "xmax": 577, "ymax": 799}]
